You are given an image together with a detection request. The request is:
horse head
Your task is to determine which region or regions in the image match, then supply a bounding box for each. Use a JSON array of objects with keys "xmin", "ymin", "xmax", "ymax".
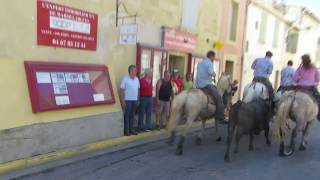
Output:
[{"xmin": 217, "ymin": 74, "xmax": 233, "ymax": 96}]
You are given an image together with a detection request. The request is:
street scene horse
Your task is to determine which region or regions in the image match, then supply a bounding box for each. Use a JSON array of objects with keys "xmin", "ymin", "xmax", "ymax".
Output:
[
  {"xmin": 167, "ymin": 74, "xmax": 232, "ymax": 155},
  {"xmin": 224, "ymin": 98, "xmax": 272, "ymax": 162},
  {"xmin": 243, "ymin": 82, "xmax": 269, "ymax": 103},
  {"xmin": 270, "ymin": 91, "xmax": 318, "ymax": 157}
]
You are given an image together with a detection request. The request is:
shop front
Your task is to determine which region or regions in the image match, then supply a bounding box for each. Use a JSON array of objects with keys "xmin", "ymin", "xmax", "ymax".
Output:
[{"xmin": 136, "ymin": 27, "xmax": 220, "ymax": 96}]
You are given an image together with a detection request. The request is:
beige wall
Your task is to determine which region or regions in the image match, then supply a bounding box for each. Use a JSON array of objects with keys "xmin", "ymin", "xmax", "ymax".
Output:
[
  {"xmin": 0, "ymin": 0, "xmax": 223, "ymax": 129},
  {"xmin": 219, "ymin": 0, "xmax": 248, "ymax": 99}
]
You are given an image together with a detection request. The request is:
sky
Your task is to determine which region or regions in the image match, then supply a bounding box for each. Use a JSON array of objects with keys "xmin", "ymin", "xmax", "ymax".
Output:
[{"xmin": 285, "ymin": 0, "xmax": 320, "ymax": 17}]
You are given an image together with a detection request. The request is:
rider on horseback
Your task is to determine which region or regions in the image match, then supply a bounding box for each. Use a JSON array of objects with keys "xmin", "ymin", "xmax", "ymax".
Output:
[
  {"xmin": 195, "ymin": 51, "xmax": 225, "ymax": 122},
  {"xmin": 251, "ymin": 51, "xmax": 274, "ymax": 101},
  {"xmin": 293, "ymin": 54, "xmax": 320, "ymax": 120}
]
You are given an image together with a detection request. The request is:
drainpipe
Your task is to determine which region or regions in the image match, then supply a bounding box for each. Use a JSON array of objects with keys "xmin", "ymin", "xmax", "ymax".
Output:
[{"xmin": 238, "ymin": 0, "xmax": 251, "ymax": 100}]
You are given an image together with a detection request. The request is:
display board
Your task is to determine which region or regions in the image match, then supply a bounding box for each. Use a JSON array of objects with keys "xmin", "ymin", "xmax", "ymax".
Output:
[{"xmin": 25, "ymin": 61, "xmax": 115, "ymax": 113}]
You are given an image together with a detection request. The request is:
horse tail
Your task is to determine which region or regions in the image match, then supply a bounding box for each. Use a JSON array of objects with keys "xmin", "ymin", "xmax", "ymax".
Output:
[
  {"xmin": 271, "ymin": 94, "xmax": 295, "ymax": 142},
  {"xmin": 167, "ymin": 91, "xmax": 188, "ymax": 132}
]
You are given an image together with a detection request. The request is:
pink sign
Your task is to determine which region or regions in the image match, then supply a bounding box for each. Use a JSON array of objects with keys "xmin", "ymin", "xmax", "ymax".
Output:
[
  {"xmin": 37, "ymin": 0, "xmax": 98, "ymax": 50},
  {"xmin": 162, "ymin": 27, "xmax": 197, "ymax": 53}
]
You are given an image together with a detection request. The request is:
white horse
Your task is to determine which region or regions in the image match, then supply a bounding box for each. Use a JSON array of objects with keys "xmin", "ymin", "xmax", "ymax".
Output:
[
  {"xmin": 243, "ymin": 82, "xmax": 269, "ymax": 103},
  {"xmin": 270, "ymin": 91, "xmax": 318, "ymax": 157},
  {"xmin": 167, "ymin": 74, "xmax": 233, "ymax": 155}
]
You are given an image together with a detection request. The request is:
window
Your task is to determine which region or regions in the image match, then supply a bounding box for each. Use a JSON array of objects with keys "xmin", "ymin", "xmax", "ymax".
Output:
[
  {"xmin": 258, "ymin": 12, "xmax": 268, "ymax": 44},
  {"xmin": 245, "ymin": 40, "xmax": 249, "ymax": 52},
  {"xmin": 141, "ymin": 50, "xmax": 151, "ymax": 76},
  {"xmin": 273, "ymin": 20, "xmax": 280, "ymax": 48},
  {"xmin": 255, "ymin": 21, "xmax": 259, "ymax": 30},
  {"xmin": 181, "ymin": 0, "xmax": 200, "ymax": 32},
  {"xmin": 229, "ymin": 1, "xmax": 239, "ymax": 42},
  {"xmin": 286, "ymin": 30, "xmax": 299, "ymax": 53}
]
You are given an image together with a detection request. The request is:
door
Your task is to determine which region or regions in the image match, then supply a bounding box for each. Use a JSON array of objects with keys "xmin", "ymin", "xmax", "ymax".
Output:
[
  {"xmin": 225, "ymin": 61, "xmax": 234, "ymax": 80},
  {"xmin": 140, "ymin": 49, "xmax": 152, "ymax": 76},
  {"xmin": 169, "ymin": 55, "xmax": 186, "ymax": 77}
]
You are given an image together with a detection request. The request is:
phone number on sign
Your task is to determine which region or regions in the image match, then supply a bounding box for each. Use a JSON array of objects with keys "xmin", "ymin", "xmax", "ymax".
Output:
[{"xmin": 52, "ymin": 39, "xmax": 86, "ymax": 49}]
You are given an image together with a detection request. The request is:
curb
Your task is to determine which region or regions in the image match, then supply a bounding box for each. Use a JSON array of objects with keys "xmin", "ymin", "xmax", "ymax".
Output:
[{"xmin": 1, "ymin": 120, "xmax": 215, "ymax": 178}]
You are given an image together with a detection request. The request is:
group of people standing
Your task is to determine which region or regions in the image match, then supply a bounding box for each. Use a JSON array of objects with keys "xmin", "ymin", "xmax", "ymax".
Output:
[{"xmin": 120, "ymin": 65, "xmax": 194, "ymax": 136}]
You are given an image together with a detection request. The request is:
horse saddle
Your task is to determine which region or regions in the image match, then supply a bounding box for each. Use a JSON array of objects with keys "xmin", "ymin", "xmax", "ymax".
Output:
[
  {"xmin": 294, "ymin": 86, "xmax": 317, "ymax": 103},
  {"xmin": 278, "ymin": 85, "xmax": 295, "ymax": 93},
  {"xmin": 199, "ymin": 88, "xmax": 215, "ymax": 105}
]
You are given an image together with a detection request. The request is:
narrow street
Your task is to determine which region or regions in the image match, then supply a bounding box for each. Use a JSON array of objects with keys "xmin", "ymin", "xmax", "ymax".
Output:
[{"xmin": 14, "ymin": 123, "xmax": 320, "ymax": 180}]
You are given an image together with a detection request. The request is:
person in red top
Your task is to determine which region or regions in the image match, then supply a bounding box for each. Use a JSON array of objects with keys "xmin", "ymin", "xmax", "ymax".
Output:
[
  {"xmin": 138, "ymin": 69, "xmax": 153, "ymax": 131},
  {"xmin": 172, "ymin": 69, "xmax": 183, "ymax": 93}
]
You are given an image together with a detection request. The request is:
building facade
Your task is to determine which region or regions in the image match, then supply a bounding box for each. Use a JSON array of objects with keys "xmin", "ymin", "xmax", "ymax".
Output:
[
  {"xmin": 0, "ymin": 0, "xmax": 228, "ymax": 166},
  {"xmin": 219, "ymin": 0, "xmax": 249, "ymax": 99},
  {"xmin": 283, "ymin": 5, "xmax": 320, "ymax": 67},
  {"xmin": 241, "ymin": 0, "xmax": 288, "ymax": 95}
]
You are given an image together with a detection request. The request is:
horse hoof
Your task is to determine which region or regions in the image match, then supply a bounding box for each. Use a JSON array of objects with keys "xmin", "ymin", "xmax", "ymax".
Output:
[
  {"xmin": 249, "ymin": 146, "xmax": 254, "ymax": 151},
  {"xmin": 280, "ymin": 148, "xmax": 294, "ymax": 157},
  {"xmin": 299, "ymin": 145, "xmax": 306, "ymax": 151},
  {"xmin": 233, "ymin": 149, "xmax": 239, "ymax": 154},
  {"xmin": 176, "ymin": 148, "xmax": 183, "ymax": 155},
  {"xmin": 224, "ymin": 155, "xmax": 231, "ymax": 163},
  {"xmin": 195, "ymin": 137, "xmax": 202, "ymax": 145},
  {"xmin": 216, "ymin": 136, "xmax": 222, "ymax": 142},
  {"xmin": 266, "ymin": 141, "xmax": 271, "ymax": 146}
]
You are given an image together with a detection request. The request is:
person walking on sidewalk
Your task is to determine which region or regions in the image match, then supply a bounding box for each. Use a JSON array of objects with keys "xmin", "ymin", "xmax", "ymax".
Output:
[
  {"xmin": 156, "ymin": 70, "xmax": 174, "ymax": 130},
  {"xmin": 120, "ymin": 65, "xmax": 140, "ymax": 136},
  {"xmin": 138, "ymin": 69, "xmax": 153, "ymax": 132}
]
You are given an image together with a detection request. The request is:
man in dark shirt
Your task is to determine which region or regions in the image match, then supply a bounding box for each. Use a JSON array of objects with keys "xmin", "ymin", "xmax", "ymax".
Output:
[{"xmin": 156, "ymin": 71, "xmax": 174, "ymax": 130}]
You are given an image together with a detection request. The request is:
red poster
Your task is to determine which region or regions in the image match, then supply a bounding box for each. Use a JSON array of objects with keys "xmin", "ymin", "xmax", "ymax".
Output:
[
  {"xmin": 37, "ymin": 0, "xmax": 98, "ymax": 50},
  {"xmin": 162, "ymin": 27, "xmax": 197, "ymax": 53}
]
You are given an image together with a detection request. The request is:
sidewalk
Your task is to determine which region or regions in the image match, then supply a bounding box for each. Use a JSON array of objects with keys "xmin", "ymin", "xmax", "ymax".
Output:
[{"xmin": 1, "ymin": 120, "xmax": 215, "ymax": 179}]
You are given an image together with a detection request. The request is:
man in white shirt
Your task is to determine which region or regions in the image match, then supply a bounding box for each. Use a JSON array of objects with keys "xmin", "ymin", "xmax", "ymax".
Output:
[{"xmin": 120, "ymin": 65, "xmax": 140, "ymax": 136}]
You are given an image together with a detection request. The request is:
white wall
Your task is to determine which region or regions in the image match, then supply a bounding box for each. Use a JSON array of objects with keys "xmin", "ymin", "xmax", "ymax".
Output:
[
  {"xmin": 241, "ymin": 4, "xmax": 287, "ymax": 96},
  {"xmin": 181, "ymin": 0, "xmax": 200, "ymax": 32}
]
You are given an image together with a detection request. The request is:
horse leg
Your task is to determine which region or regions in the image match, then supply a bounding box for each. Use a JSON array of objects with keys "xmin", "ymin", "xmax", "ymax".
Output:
[
  {"xmin": 167, "ymin": 112, "xmax": 182, "ymax": 146},
  {"xmin": 234, "ymin": 127, "xmax": 242, "ymax": 154},
  {"xmin": 176, "ymin": 116, "xmax": 195, "ymax": 155},
  {"xmin": 196, "ymin": 119, "xmax": 205, "ymax": 145},
  {"xmin": 214, "ymin": 118, "xmax": 222, "ymax": 142},
  {"xmin": 249, "ymin": 131, "xmax": 254, "ymax": 151},
  {"xmin": 265, "ymin": 124, "xmax": 271, "ymax": 146},
  {"xmin": 279, "ymin": 129, "xmax": 285, "ymax": 157},
  {"xmin": 225, "ymin": 124, "xmax": 237, "ymax": 162},
  {"xmin": 299, "ymin": 122, "xmax": 311, "ymax": 151},
  {"xmin": 290, "ymin": 127, "xmax": 297, "ymax": 152},
  {"xmin": 281, "ymin": 127, "xmax": 296, "ymax": 157}
]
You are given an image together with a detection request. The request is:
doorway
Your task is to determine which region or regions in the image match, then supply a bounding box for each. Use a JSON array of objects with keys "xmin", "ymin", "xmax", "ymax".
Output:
[
  {"xmin": 225, "ymin": 60, "xmax": 234, "ymax": 80},
  {"xmin": 168, "ymin": 55, "xmax": 186, "ymax": 76}
]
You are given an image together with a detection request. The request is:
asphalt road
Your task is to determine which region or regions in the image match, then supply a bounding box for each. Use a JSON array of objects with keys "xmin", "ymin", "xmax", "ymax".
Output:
[{"xmin": 12, "ymin": 123, "xmax": 320, "ymax": 180}]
